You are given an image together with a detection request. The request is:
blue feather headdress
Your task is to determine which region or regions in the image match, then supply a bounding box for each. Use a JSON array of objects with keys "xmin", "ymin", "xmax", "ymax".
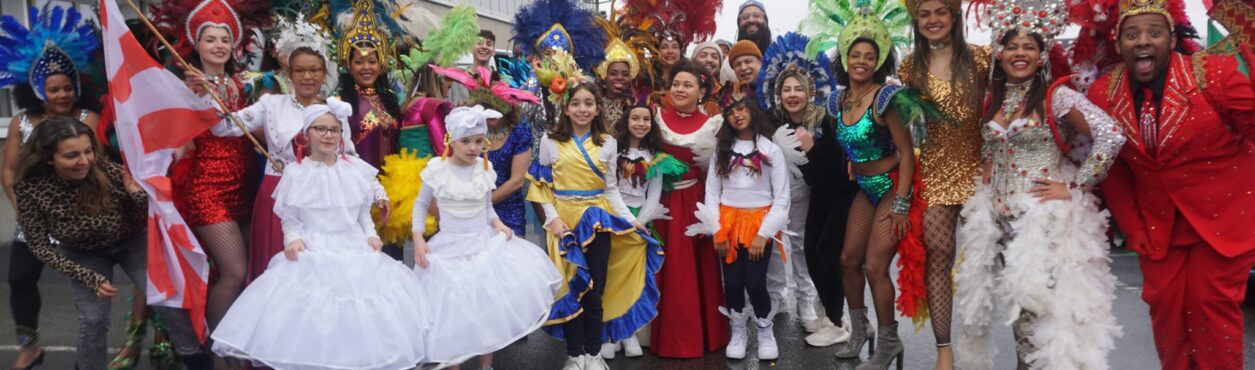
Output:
[
  {"xmin": 0, "ymin": 5, "xmax": 99, "ymax": 102},
  {"xmin": 511, "ymin": 0, "xmax": 607, "ymax": 72},
  {"xmin": 756, "ymin": 32, "xmax": 833, "ymax": 115}
]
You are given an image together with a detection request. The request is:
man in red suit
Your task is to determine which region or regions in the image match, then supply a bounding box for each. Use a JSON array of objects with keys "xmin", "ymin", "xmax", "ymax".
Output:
[{"xmin": 1087, "ymin": 0, "xmax": 1255, "ymax": 368}]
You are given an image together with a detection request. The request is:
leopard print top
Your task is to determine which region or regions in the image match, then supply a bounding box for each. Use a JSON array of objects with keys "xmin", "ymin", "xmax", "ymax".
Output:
[{"xmin": 15, "ymin": 160, "xmax": 148, "ymax": 289}]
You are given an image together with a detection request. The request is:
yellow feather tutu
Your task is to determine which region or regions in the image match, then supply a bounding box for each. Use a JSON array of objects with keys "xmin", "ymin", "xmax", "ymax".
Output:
[{"xmin": 377, "ymin": 149, "xmax": 438, "ymax": 244}]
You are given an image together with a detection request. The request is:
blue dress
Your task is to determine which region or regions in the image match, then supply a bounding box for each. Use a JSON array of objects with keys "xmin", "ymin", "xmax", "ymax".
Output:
[{"xmin": 488, "ymin": 121, "xmax": 533, "ymax": 236}]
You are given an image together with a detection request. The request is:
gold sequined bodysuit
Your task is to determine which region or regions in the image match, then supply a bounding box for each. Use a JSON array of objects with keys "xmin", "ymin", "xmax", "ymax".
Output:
[{"xmin": 899, "ymin": 45, "xmax": 991, "ymax": 206}]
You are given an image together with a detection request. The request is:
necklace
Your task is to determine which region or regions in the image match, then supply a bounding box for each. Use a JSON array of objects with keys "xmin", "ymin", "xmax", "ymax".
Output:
[
  {"xmin": 356, "ymin": 84, "xmax": 377, "ymax": 96},
  {"xmin": 291, "ymin": 95, "xmax": 310, "ymax": 109},
  {"xmin": 929, "ymin": 41, "xmax": 950, "ymax": 50},
  {"xmin": 842, "ymin": 85, "xmax": 876, "ymax": 112},
  {"xmin": 1001, "ymin": 80, "xmax": 1032, "ymax": 118}
]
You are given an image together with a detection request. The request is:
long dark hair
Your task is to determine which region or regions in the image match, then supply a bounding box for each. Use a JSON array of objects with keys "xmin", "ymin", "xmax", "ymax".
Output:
[
  {"xmin": 833, "ymin": 39, "xmax": 898, "ymax": 87},
  {"xmin": 982, "ymin": 31, "xmax": 1050, "ymax": 123},
  {"xmin": 614, "ymin": 104, "xmax": 663, "ymax": 155},
  {"xmin": 16, "ymin": 116, "xmax": 113, "ymax": 214},
  {"xmin": 907, "ymin": 4, "xmax": 982, "ymax": 108},
  {"xmin": 715, "ymin": 98, "xmax": 775, "ymax": 176},
  {"xmin": 338, "ymin": 51, "xmax": 403, "ymax": 128},
  {"xmin": 549, "ymin": 83, "xmax": 608, "ymax": 146},
  {"xmin": 667, "ymin": 60, "xmax": 713, "ymax": 106},
  {"xmin": 13, "ymin": 76, "xmax": 94, "ymax": 117}
]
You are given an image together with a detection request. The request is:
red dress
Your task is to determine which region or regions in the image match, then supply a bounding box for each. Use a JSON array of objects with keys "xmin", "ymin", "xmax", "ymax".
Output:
[
  {"xmin": 1091, "ymin": 52, "xmax": 1255, "ymax": 370},
  {"xmin": 649, "ymin": 108, "xmax": 728, "ymax": 358},
  {"xmin": 175, "ymin": 76, "xmax": 259, "ymax": 227}
]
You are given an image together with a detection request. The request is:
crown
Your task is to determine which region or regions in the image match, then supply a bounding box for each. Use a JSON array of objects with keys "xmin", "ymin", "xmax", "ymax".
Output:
[
  {"xmin": 987, "ymin": 0, "xmax": 1069, "ymax": 54},
  {"xmin": 535, "ymin": 24, "xmax": 574, "ymax": 55},
  {"xmin": 597, "ymin": 39, "xmax": 640, "ymax": 80},
  {"xmin": 1118, "ymin": 0, "xmax": 1174, "ymax": 30},
  {"xmin": 337, "ymin": 0, "xmax": 393, "ymax": 68},
  {"xmin": 186, "ymin": 0, "xmax": 243, "ymax": 48}
]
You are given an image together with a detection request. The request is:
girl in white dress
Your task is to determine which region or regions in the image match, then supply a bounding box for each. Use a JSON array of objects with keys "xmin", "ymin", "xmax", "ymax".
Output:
[
  {"xmin": 412, "ymin": 105, "xmax": 562, "ymax": 369},
  {"xmin": 210, "ymin": 104, "xmax": 429, "ymax": 370}
]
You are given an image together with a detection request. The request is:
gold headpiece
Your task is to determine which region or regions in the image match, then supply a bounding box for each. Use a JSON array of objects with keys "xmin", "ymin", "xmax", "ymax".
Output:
[
  {"xmin": 337, "ymin": 0, "xmax": 393, "ymax": 69},
  {"xmin": 597, "ymin": 39, "xmax": 641, "ymax": 80},
  {"xmin": 1117, "ymin": 0, "xmax": 1174, "ymax": 31}
]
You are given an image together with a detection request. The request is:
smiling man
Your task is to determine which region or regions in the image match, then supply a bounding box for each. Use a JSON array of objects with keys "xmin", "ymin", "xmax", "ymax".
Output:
[
  {"xmin": 736, "ymin": 0, "xmax": 771, "ymax": 54},
  {"xmin": 1085, "ymin": 1, "xmax": 1255, "ymax": 369}
]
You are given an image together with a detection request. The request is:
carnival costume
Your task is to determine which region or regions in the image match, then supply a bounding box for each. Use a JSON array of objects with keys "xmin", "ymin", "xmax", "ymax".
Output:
[
  {"xmin": 525, "ymin": 54, "xmax": 663, "ymax": 364},
  {"xmin": 511, "ymin": 0, "xmax": 607, "ymax": 72},
  {"xmin": 0, "ymin": 2, "xmax": 99, "ymax": 360},
  {"xmin": 953, "ymin": 1, "xmax": 1124, "ymax": 368},
  {"xmin": 412, "ymin": 106, "xmax": 562, "ymax": 365},
  {"xmin": 264, "ymin": 14, "xmax": 337, "ymax": 96},
  {"xmin": 150, "ymin": 0, "xmax": 268, "ymax": 229},
  {"xmin": 1076, "ymin": 1, "xmax": 1255, "ymax": 368},
  {"xmin": 377, "ymin": 5, "xmax": 481, "ymax": 244},
  {"xmin": 618, "ymin": 0, "xmax": 721, "ymax": 109},
  {"xmin": 752, "ymin": 32, "xmax": 838, "ymax": 334},
  {"xmin": 595, "ymin": 15, "xmax": 659, "ymax": 124},
  {"xmin": 211, "ymin": 105, "xmax": 428, "ymax": 370}
]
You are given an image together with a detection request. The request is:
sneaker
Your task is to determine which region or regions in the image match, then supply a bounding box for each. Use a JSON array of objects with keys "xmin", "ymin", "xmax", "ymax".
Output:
[
  {"xmin": 584, "ymin": 354, "xmax": 609, "ymax": 370},
  {"xmin": 622, "ymin": 336, "xmax": 643, "ymax": 357},
  {"xmin": 756, "ymin": 318, "xmax": 779, "ymax": 361},
  {"xmin": 798, "ymin": 297, "xmax": 823, "ymax": 332},
  {"xmin": 599, "ymin": 342, "xmax": 618, "ymax": 360},
  {"xmin": 561, "ymin": 355, "xmax": 586, "ymax": 370},
  {"xmin": 804, "ymin": 321, "xmax": 851, "ymax": 347},
  {"xmin": 726, "ymin": 309, "xmax": 749, "ymax": 360}
]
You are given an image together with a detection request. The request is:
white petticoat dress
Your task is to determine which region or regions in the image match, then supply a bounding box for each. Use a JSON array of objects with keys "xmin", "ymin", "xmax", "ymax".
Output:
[
  {"xmin": 211, "ymin": 156, "xmax": 430, "ymax": 370},
  {"xmin": 412, "ymin": 157, "xmax": 562, "ymax": 365}
]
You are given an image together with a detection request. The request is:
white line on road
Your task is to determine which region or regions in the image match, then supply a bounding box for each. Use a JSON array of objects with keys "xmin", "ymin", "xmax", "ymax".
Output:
[{"xmin": 0, "ymin": 345, "xmax": 120, "ymax": 353}]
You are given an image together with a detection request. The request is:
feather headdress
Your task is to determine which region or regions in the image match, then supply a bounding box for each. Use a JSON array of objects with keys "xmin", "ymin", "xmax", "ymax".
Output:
[
  {"xmin": 1068, "ymin": 0, "xmax": 1199, "ymax": 85},
  {"xmin": 534, "ymin": 49, "xmax": 590, "ymax": 107},
  {"xmin": 328, "ymin": 0, "xmax": 439, "ymax": 46},
  {"xmin": 402, "ymin": 4, "xmax": 480, "ymax": 70},
  {"xmin": 756, "ymin": 32, "xmax": 833, "ymax": 114},
  {"xmin": 150, "ymin": 0, "xmax": 271, "ymax": 63},
  {"xmin": 512, "ymin": 0, "xmax": 607, "ymax": 71},
  {"xmin": 431, "ymin": 64, "xmax": 541, "ymax": 115},
  {"xmin": 595, "ymin": 16, "xmax": 659, "ymax": 86},
  {"xmin": 800, "ymin": 0, "xmax": 911, "ymax": 66},
  {"xmin": 0, "ymin": 5, "xmax": 99, "ymax": 102},
  {"xmin": 619, "ymin": 0, "xmax": 720, "ymax": 49}
]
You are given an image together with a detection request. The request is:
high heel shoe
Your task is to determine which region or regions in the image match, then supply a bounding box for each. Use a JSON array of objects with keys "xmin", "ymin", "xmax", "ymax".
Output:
[
  {"xmin": 835, "ymin": 308, "xmax": 874, "ymax": 358},
  {"xmin": 108, "ymin": 313, "xmax": 148, "ymax": 370},
  {"xmin": 148, "ymin": 313, "xmax": 179, "ymax": 370},
  {"xmin": 855, "ymin": 322, "xmax": 904, "ymax": 370},
  {"xmin": 10, "ymin": 348, "xmax": 44, "ymax": 370}
]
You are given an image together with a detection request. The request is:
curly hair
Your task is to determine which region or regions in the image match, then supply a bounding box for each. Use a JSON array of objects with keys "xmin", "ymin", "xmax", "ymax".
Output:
[{"xmin": 16, "ymin": 116, "xmax": 114, "ymax": 214}]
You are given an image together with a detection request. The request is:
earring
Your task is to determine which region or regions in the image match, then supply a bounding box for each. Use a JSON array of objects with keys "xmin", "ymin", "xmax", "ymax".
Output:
[{"xmin": 441, "ymin": 132, "xmax": 452, "ymax": 158}]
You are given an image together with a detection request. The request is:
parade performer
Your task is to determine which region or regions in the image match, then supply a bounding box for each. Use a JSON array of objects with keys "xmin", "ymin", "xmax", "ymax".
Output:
[
  {"xmin": 896, "ymin": 0, "xmax": 991, "ymax": 365},
  {"xmin": 211, "ymin": 104, "xmax": 427, "ymax": 370},
  {"xmin": 821, "ymin": 1, "xmax": 933, "ymax": 366},
  {"xmin": 954, "ymin": 1, "xmax": 1124, "ymax": 368},
  {"xmin": 755, "ymin": 31, "xmax": 847, "ymax": 344},
  {"xmin": 412, "ymin": 106, "xmax": 562, "ymax": 369},
  {"xmin": 526, "ymin": 51, "xmax": 662, "ymax": 370},
  {"xmin": 599, "ymin": 104, "xmax": 688, "ymax": 360},
  {"xmin": 618, "ymin": 0, "xmax": 720, "ymax": 108},
  {"xmin": 595, "ymin": 15, "xmax": 658, "ymax": 126},
  {"xmin": 685, "ymin": 98, "xmax": 789, "ymax": 361},
  {"xmin": 0, "ymin": 6, "xmax": 102, "ymax": 369},
  {"xmin": 1075, "ymin": 0, "xmax": 1255, "ymax": 368}
]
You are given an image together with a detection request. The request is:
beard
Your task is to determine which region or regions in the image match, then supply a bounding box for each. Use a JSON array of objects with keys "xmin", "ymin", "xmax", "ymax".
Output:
[{"xmin": 737, "ymin": 22, "xmax": 772, "ymax": 54}]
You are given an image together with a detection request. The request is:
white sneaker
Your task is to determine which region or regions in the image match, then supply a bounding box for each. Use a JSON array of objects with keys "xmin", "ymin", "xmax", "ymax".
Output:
[
  {"xmin": 798, "ymin": 297, "xmax": 822, "ymax": 332},
  {"xmin": 804, "ymin": 321, "xmax": 851, "ymax": 347},
  {"xmin": 562, "ymin": 355, "xmax": 586, "ymax": 370},
  {"xmin": 622, "ymin": 336, "xmax": 643, "ymax": 357},
  {"xmin": 599, "ymin": 342, "xmax": 618, "ymax": 360},
  {"xmin": 756, "ymin": 318, "xmax": 779, "ymax": 360},
  {"xmin": 584, "ymin": 354, "xmax": 609, "ymax": 370}
]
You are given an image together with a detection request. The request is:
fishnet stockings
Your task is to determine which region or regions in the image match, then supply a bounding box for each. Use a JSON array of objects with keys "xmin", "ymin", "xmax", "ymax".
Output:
[
  {"xmin": 840, "ymin": 194, "xmax": 901, "ymax": 326},
  {"xmin": 924, "ymin": 205, "xmax": 959, "ymax": 345},
  {"xmin": 195, "ymin": 221, "xmax": 247, "ymax": 330}
]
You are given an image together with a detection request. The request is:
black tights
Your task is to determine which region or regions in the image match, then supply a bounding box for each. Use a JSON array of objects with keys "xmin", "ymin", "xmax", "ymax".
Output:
[
  {"xmin": 195, "ymin": 222, "xmax": 247, "ymax": 331},
  {"xmin": 924, "ymin": 205, "xmax": 958, "ymax": 345},
  {"xmin": 722, "ymin": 243, "xmax": 774, "ymax": 320},
  {"xmin": 564, "ymin": 233, "xmax": 611, "ymax": 356},
  {"xmin": 382, "ymin": 244, "xmax": 403, "ymax": 261},
  {"xmin": 8, "ymin": 239, "xmax": 43, "ymax": 342},
  {"xmin": 841, "ymin": 194, "xmax": 900, "ymax": 326}
]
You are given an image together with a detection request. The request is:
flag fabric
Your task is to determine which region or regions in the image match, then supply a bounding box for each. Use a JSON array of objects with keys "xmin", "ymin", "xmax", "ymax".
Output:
[{"xmin": 100, "ymin": 0, "xmax": 221, "ymax": 340}]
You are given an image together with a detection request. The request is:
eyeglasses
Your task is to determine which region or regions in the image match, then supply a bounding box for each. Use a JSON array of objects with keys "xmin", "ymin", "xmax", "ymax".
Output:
[
  {"xmin": 308, "ymin": 126, "xmax": 342, "ymax": 136},
  {"xmin": 292, "ymin": 68, "xmax": 325, "ymax": 77}
]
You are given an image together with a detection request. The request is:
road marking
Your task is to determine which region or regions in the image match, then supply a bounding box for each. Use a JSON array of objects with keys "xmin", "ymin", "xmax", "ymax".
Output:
[{"xmin": 0, "ymin": 345, "xmax": 121, "ymax": 353}]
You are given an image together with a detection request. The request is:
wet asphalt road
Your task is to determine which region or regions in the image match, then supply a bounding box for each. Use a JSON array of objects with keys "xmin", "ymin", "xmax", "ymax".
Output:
[{"xmin": 3, "ymin": 243, "xmax": 1254, "ymax": 369}]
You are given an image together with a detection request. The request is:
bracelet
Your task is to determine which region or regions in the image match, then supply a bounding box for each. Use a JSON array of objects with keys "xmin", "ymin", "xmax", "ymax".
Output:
[{"xmin": 890, "ymin": 194, "xmax": 912, "ymax": 214}]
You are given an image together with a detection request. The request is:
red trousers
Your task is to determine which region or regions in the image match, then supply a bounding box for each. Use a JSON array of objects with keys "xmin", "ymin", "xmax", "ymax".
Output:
[{"xmin": 1139, "ymin": 243, "xmax": 1255, "ymax": 370}]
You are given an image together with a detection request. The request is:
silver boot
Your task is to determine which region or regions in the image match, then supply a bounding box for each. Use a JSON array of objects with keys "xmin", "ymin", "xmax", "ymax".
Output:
[
  {"xmin": 855, "ymin": 322, "xmax": 903, "ymax": 370},
  {"xmin": 835, "ymin": 308, "xmax": 874, "ymax": 358}
]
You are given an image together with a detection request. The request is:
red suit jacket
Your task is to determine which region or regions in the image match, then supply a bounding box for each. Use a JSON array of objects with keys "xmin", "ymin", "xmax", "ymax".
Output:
[{"xmin": 1089, "ymin": 52, "xmax": 1255, "ymax": 260}]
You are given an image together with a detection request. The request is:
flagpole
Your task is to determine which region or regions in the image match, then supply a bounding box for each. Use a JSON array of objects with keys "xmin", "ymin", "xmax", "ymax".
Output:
[{"xmin": 122, "ymin": 0, "xmax": 284, "ymax": 173}]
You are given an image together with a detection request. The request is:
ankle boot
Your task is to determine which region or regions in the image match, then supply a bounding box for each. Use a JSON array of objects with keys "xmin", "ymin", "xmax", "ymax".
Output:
[
  {"xmin": 723, "ymin": 308, "xmax": 750, "ymax": 360},
  {"xmin": 855, "ymin": 322, "xmax": 904, "ymax": 370},
  {"xmin": 755, "ymin": 317, "xmax": 779, "ymax": 360},
  {"xmin": 835, "ymin": 308, "xmax": 874, "ymax": 358}
]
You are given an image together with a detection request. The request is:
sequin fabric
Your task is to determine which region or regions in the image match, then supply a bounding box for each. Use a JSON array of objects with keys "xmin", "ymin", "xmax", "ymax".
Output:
[
  {"xmin": 833, "ymin": 107, "xmax": 896, "ymax": 164},
  {"xmin": 488, "ymin": 121, "xmax": 533, "ymax": 236},
  {"xmin": 186, "ymin": 77, "xmax": 259, "ymax": 227},
  {"xmin": 899, "ymin": 45, "xmax": 991, "ymax": 205},
  {"xmin": 983, "ymin": 86, "xmax": 1124, "ymax": 215}
]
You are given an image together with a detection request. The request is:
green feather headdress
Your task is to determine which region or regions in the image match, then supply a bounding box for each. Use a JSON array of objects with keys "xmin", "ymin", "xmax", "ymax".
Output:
[
  {"xmin": 800, "ymin": 0, "xmax": 911, "ymax": 71},
  {"xmin": 401, "ymin": 5, "xmax": 480, "ymax": 71}
]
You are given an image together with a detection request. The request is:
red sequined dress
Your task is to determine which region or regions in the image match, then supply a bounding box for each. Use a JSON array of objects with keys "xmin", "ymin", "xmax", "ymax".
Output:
[{"xmin": 173, "ymin": 75, "xmax": 259, "ymax": 227}]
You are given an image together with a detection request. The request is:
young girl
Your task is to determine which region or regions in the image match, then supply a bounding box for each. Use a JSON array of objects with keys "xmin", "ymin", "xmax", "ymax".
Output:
[
  {"xmin": 411, "ymin": 105, "xmax": 561, "ymax": 369},
  {"xmin": 686, "ymin": 98, "xmax": 789, "ymax": 361},
  {"xmin": 210, "ymin": 105, "xmax": 428, "ymax": 370},
  {"xmin": 600, "ymin": 104, "xmax": 687, "ymax": 360},
  {"xmin": 526, "ymin": 66, "xmax": 662, "ymax": 370}
]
